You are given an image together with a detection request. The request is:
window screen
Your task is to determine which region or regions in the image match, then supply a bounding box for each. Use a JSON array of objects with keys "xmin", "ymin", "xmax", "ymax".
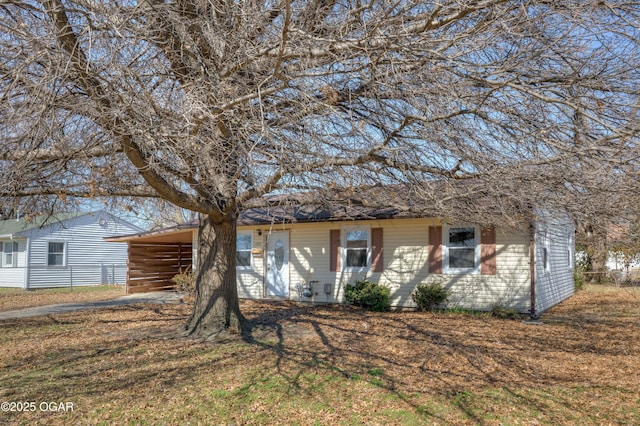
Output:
[
  {"xmin": 448, "ymin": 227, "xmax": 475, "ymax": 269},
  {"xmin": 48, "ymin": 242, "xmax": 65, "ymax": 266}
]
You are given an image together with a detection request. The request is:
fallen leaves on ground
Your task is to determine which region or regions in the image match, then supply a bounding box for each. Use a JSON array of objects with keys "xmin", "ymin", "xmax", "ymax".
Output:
[
  {"xmin": 0, "ymin": 285, "xmax": 638, "ymax": 425},
  {"xmin": 0, "ymin": 286, "xmax": 124, "ymax": 312}
]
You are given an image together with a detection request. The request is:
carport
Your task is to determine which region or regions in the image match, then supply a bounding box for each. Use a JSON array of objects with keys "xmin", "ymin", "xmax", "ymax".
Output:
[{"xmin": 105, "ymin": 224, "xmax": 196, "ymax": 293}]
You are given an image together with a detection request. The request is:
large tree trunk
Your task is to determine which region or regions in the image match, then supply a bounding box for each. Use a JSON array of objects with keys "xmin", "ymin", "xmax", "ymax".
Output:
[
  {"xmin": 185, "ymin": 214, "xmax": 250, "ymax": 338},
  {"xmin": 584, "ymin": 224, "xmax": 608, "ymax": 284},
  {"xmin": 588, "ymin": 237, "xmax": 608, "ymax": 284}
]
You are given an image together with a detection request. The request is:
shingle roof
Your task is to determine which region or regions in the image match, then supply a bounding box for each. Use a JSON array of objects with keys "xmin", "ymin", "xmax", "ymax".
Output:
[
  {"xmin": 106, "ymin": 182, "xmax": 530, "ymax": 242},
  {"xmin": 237, "ymin": 203, "xmax": 417, "ymax": 225}
]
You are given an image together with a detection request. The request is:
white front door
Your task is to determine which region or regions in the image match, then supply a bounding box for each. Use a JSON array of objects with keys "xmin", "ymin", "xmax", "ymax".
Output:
[{"xmin": 266, "ymin": 231, "xmax": 289, "ymax": 297}]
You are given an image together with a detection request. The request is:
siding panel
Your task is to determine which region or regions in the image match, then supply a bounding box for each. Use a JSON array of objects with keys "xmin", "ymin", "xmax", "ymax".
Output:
[
  {"xmin": 0, "ymin": 239, "xmax": 27, "ymax": 288},
  {"xmin": 237, "ymin": 228, "xmax": 265, "ymax": 299},
  {"xmin": 238, "ymin": 218, "xmax": 533, "ymax": 312},
  {"xmin": 534, "ymin": 213, "xmax": 575, "ymax": 315},
  {"xmin": 22, "ymin": 212, "xmax": 141, "ymax": 289}
]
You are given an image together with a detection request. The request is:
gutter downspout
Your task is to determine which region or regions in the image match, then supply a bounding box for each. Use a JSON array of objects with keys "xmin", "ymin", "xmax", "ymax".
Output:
[{"xmin": 529, "ymin": 222, "xmax": 537, "ymax": 320}]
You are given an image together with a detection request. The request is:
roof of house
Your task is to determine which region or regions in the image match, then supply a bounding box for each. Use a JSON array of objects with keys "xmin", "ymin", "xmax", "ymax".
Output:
[
  {"xmin": 0, "ymin": 211, "xmax": 135, "ymax": 238},
  {"xmin": 237, "ymin": 203, "xmax": 418, "ymax": 225},
  {"xmin": 105, "ymin": 222, "xmax": 195, "ymax": 243},
  {"xmin": 0, "ymin": 212, "xmax": 84, "ymax": 237},
  {"xmin": 236, "ymin": 181, "xmax": 524, "ymax": 225},
  {"xmin": 106, "ymin": 182, "xmax": 529, "ymax": 243},
  {"xmin": 104, "ymin": 205, "xmax": 410, "ymax": 242}
]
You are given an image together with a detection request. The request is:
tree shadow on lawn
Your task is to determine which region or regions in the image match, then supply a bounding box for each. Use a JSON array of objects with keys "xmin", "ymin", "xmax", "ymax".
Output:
[
  {"xmin": 0, "ymin": 304, "xmax": 273, "ymax": 404},
  {"xmin": 238, "ymin": 298, "xmax": 640, "ymax": 423},
  {"xmin": 1, "ymin": 295, "xmax": 638, "ymax": 424}
]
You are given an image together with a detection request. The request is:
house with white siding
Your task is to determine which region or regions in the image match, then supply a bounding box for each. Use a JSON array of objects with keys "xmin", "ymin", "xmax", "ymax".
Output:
[
  {"xmin": 108, "ymin": 201, "xmax": 576, "ymax": 318},
  {"xmin": 0, "ymin": 211, "xmax": 143, "ymax": 289}
]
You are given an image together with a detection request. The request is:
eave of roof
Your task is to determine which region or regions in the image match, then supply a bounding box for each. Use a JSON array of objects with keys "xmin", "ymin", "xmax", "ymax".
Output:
[{"xmin": 104, "ymin": 222, "xmax": 196, "ymax": 243}]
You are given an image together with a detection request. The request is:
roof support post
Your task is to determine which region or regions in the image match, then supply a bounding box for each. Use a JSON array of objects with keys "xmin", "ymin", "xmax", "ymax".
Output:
[{"xmin": 126, "ymin": 242, "xmax": 131, "ymax": 294}]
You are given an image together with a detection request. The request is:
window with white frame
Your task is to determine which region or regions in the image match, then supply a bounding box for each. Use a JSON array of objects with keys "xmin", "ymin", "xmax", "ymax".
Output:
[
  {"xmin": 542, "ymin": 231, "xmax": 551, "ymax": 273},
  {"xmin": 2, "ymin": 241, "xmax": 18, "ymax": 267},
  {"xmin": 344, "ymin": 228, "xmax": 370, "ymax": 270},
  {"xmin": 567, "ymin": 231, "xmax": 574, "ymax": 269},
  {"xmin": 47, "ymin": 242, "xmax": 66, "ymax": 266},
  {"xmin": 444, "ymin": 226, "xmax": 480, "ymax": 273},
  {"xmin": 236, "ymin": 232, "xmax": 252, "ymax": 269}
]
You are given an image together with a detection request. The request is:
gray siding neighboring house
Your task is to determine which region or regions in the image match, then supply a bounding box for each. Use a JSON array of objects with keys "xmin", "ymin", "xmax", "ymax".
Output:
[{"xmin": 0, "ymin": 211, "xmax": 143, "ymax": 289}]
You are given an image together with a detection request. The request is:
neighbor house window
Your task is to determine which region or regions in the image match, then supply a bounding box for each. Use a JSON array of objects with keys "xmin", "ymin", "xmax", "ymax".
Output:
[
  {"xmin": 236, "ymin": 232, "xmax": 252, "ymax": 269},
  {"xmin": 444, "ymin": 226, "xmax": 480, "ymax": 273},
  {"xmin": 47, "ymin": 242, "xmax": 65, "ymax": 266},
  {"xmin": 2, "ymin": 241, "xmax": 18, "ymax": 267},
  {"xmin": 542, "ymin": 231, "xmax": 550, "ymax": 273},
  {"xmin": 567, "ymin": 231, "xmax": 574, "ymax": 269},
  {"xmin": 343, "ymin": 228, "xmax": 370, "ymax": 270}
]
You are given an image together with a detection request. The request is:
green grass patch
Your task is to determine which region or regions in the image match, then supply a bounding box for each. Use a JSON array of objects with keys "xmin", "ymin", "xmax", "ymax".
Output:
[
  {"xmin": 367, "ymin": 367, "xmax": 384, "ymax": 376},
  {"xmin": 33, "ymin": 285, "xmax": 122, "ymax": 294},
  {"xmin": 439, "ymin": 306, "xmax": 490, "ymax": 317}
]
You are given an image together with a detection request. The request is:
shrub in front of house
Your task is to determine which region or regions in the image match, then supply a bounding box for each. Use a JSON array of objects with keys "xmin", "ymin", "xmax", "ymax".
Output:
[
  {"xmin": 172, "ymin": 270, "xmax": 196, "ymax": 296},
  {"xmin": 490, "ymin": 304, "xmax": 521, "ymax": 319},
  {"xmin": 411, "ymin": 282, "xmax": 449, "ymax": 311},
  {"xmin": 344, "ymin": 280, "xmax": 391, "ymax": 312},
  {"xmin": 574, "ymin": 270, "xmax": 586, "ymax": 291}
]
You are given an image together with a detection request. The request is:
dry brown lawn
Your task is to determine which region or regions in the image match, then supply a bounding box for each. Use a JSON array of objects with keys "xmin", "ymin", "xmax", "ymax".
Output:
[
  {"xmin": 0, "ymin": 285, "xmax": 124, "ymax": 312},
  {"xmin": 0, "ymin": 284, "xmax": 639, "ymax": 425}
]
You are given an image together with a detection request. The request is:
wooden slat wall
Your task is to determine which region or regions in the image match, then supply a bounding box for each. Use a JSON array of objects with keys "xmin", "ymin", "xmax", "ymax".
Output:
[{"xmin": 127, "ymin": 242, "xmax": 193, "ymax": 293}]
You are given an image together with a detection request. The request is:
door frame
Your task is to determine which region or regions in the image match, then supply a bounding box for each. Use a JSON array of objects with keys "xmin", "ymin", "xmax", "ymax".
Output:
[{"xmin": 264, "ymin": 230, "xmax": 290, "ymax": 298}]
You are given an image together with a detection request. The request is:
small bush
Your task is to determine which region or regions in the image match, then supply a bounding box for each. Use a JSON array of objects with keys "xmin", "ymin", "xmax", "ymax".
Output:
[
  {"xmin": 344, "ymin": 280, "xmax": 390, "ymax": 312},
  {"xmin": 574, "ymin": 270, "xmax": 586, "ymax": 291},
  {"xmin": 490, "ymin": 304, "xmax": 521, "ymax": 320},
  {"xmin": 444, "ymin": 307, "xmax": 478, "ymax": 316},
  {"xmin": 411, "ymin": 282, "xmax": 449, "ymax": 311},
  {"xmin": 172, "ymin": 270, "xmax": 196, "ymax": 296},
  {"xmin": 620, "ymin": 276, "xmax": 640, "ymax": 287}
]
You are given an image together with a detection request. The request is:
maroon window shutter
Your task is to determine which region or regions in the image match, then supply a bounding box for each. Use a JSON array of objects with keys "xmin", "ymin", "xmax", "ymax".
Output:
[
  {"xmin": 330, "ymin": 229, "xmax": 341, "ymax": 272},
  {"xmin": 481, "ymin": 226, "xmax": 497, "ymax": 275},
  {"xmin": 371, "ymin": 228, "xmax": 384, "ymax": 272},
  {"xmin": 428, "ymin": 226, "xmax": 442, "ymax": 274}
]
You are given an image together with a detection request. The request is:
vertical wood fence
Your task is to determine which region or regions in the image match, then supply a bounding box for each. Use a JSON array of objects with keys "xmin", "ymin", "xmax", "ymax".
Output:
[{"xmin": 127, "ymin": 242, "xmax": 193, "ymax": 293}]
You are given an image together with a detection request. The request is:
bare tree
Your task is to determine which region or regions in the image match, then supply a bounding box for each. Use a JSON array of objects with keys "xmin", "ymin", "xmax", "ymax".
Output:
[{"xmin": 1, "ymin": 0, "xmax": 638, "ymax": 336}]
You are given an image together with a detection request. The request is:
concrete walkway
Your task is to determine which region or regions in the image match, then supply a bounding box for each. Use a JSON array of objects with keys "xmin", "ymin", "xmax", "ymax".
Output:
[{"xmin": 0, "ymin": 292, "xmax": 183, "ymax": 321}]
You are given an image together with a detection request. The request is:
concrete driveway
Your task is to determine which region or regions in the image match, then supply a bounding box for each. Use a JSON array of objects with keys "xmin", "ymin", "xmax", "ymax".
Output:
[{"xmin": 0, "ymin": 292, "xmax": 182, "ymax": 321}]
